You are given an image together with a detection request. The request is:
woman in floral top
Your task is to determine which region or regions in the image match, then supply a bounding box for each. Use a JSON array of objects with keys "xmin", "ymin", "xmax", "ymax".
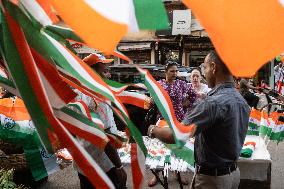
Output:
[
  {"xmin": 148, "ymin": 61, "xmax": 197, "ymax": 187},
  {"xmin": 157, "ymin": 61, "xmax": 197, "ymax": 122}
]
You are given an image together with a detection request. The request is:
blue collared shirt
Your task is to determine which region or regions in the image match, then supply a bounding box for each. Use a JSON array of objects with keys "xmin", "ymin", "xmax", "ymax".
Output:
[{"xmin": 182, "ymin": 82, "xmax": 250, "ymax": 168}]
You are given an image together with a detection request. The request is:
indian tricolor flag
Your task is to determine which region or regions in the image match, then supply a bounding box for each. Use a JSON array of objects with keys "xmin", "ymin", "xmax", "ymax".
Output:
[
  {"xmin": 47, "ymin": 0, "xmax": 169, "ymax": 52},
  {"xmin": 269, "ymin": 112, "xmax": 284, "ymax": 142},
  {"xmin": 259, "ymin": 111, "xmax": 271, "ymax": 137},
  {"xmin": 183, "ymin": 0, "xmax": 284, "ymax": 77},
  {"xmin": 247, "ymin": 108, "xmax": 261, "ymax": 136}
]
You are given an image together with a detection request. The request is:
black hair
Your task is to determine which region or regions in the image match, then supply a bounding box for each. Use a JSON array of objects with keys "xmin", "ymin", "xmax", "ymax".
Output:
[
  {"xmin": 191, "ymin": 67, "xmax": 202, "ymax": 75},
  {"xmin": 165, "ymin": 60, "xmax": 178, "ymax": 71},
  {"xmin": 207, "ymin": 50, "xmax": 230, "ymax": 74}
]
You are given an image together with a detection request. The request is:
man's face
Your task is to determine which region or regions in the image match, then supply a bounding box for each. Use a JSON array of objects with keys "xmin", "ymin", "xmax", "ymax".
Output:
[
  {"xmin": 191, "ymin": 70, "xmax": 201, "ymax": 85},
  {"xmin": 202, "ymin": 55, "xmax": 215, "ymax": 88}
]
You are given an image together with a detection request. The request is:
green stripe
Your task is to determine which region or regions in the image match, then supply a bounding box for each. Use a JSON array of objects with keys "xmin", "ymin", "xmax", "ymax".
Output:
[
  {"xmin": 104, "ymin": 79, "xmax": 126, "ymax": 89},
  {"xmin": 270, "ymin": 131, "xmax": 284, "ymax": 141},
  {"xmin": 0, "ymin": 126, "xmax": 49, "ymax": 181},
  {"xmin": 259, "ymin": 126, "xmax": 272, "ymax": 136},
  {"xmin": 45, "ymin": 25, "xmax": 83, "ymax": 42},
  {"xmin": 248, "ymin": 122, "xmax": 259, "ymax": 130},
  {"xmin": 247, "ymin": 130, "xmax": 259, "ymax": 136},
  {"xmin": 90, "ymin": 112, "xmax": 100, "ymax": 119},
  {"xmin": 61, "ymin": 107, "xmax": 105, "ymax": 133},
  {"xmin": 1, "ymin": 2, "xmax": 53, "ymax": 152},
  {"xmin": 24, "ymin": 145, "xmax": 48, "ymax": 181},
  {"xmin": 133, "ymin": 0, "xmax": 169, "ymax": 30},
  {"xmin": 166, "ymin": 144, "xmax": 195, "ymax": 166},
  {"xmin": 0, "ymin": 76, "xmax": 15, "ymax": 88}
]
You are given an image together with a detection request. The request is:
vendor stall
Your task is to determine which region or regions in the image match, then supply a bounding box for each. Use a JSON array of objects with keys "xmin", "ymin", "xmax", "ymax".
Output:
[{"xmin": 118, "ymin": 134, "xmax": 272, "ymax": 189}]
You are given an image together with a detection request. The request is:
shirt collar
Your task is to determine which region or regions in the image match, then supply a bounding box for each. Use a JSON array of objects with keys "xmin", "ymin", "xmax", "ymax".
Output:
[{"xmin": 207, "ymin": 81, "xmax": 235, "ymax": 96}]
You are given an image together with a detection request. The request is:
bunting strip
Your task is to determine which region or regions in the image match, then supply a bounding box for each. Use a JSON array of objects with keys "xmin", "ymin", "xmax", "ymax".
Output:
[
  {"xmin": 2, "ymin": 4, "xmax": 114, "ymax": 188},
  {"xmin": 55, "ymin": 107, "xmax": 109, "ymax": 150},
  {"xmin": 104, "ymin": 79, "xmax": 147, "ymax": 94},
  {"xmin": 1, "ymin": 3, "xmax": 54, "ymax": 152},
  {"xmin": 31, "ymin": 48, "xmax": 77, "ymax": 109},
  {"xmin": 131, "ymin": 143, "xmax": 146, "ymax": 189},
  {"xmin": 117, "ymin": 90, "xmax": 151, "ymax": 109}
]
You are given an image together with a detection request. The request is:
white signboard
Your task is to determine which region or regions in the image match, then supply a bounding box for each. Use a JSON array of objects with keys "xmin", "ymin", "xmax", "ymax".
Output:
[{"xmin": 172, "ymin": 10, "xmax": 191, "ymax": 35}]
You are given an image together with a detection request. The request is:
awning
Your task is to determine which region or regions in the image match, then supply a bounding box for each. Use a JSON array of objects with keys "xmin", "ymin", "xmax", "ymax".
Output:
[{"xmin": 117, "ymin": 42, "xmax": 152, "ymax": 51}]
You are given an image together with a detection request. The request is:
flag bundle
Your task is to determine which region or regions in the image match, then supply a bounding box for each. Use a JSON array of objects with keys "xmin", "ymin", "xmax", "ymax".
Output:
[
  {"xmin": 247, "ymin": 109, "xmax": 284, "ymax": 143},
  {"xmin": 0, "ymin": 0, "xmax": 155, "ymax": 188}
]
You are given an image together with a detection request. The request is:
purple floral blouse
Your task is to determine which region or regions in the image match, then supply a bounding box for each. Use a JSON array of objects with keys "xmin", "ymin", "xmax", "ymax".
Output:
[{"xmin": 158, "ymin": 79, "xmax": 197, "ymax": 122}]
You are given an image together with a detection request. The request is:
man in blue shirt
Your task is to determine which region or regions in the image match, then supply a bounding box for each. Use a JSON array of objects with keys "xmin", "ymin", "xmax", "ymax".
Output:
[{"xmin": 149, "ymin": 51, "xmax": 250, "ymax": 189}]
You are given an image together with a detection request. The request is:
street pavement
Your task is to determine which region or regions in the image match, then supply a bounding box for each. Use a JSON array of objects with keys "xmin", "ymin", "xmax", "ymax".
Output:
[{"xmin": 39, "ymin": 142, "xmax": 284, "ymax": 189}]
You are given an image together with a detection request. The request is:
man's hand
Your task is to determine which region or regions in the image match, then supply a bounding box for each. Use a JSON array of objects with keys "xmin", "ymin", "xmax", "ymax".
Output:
[{"xmin": 149, "ymin": 126, "xmax": 175, "ymax": 144}]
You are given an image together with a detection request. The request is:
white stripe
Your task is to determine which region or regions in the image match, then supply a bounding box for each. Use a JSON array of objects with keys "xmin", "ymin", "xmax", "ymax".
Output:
[
  {"xmin": 43, "ymin": 32, "xmax": 128, "ymax": 116},
  {"xmin": 128, "ymin": 0, "xmax": 139, "ymax": 32},
  {"xmin": 54, "ymin": 109, "xmax": 108, "ymax": 141},
  {"xmin": 243, "ymin": 144, "xmax": 255, "ymax": 150},
  {"xmin": 118, "ymin": 91, "xmax": 145, "ymax": 100},
  {"xmin": 272, "ymin": 124, "xmax": 284, "ymax": 133},
  {"xmin": 249, "ymin": 117, "xmax": 260, "ymax": 125},
  {"xmin": 92, "ymin": 117, "xmax": 104, "ymax": 126},
  {"xmin": 20, "ymin": 0, "xmax": 53, "ymax": 26},
  {"xmin": 57, "ymin": 118, "xmax": 115, "ymax": 188},
  {"xmin": 109, "ymin": 83, "xmax": 146, "ymax": 93},
  {"xmin": 48, "ymin": 25, "xmax": 74, "ymax": 32},
  {"xmin": 38, "ymin": 69, "xmax": 66, "ymax": 109},
  {"xmin": 184, "ymin": 141, "xmax": 194, "ymax": 151},
  {"xmin": 109, "ymin": 86, "xmax": 127, "ymax": 93},
  {"xmin": 84, "ymin": 0, "xmax": 130, "ymax": 25},
  {"xmin": 260, "ymin": 118, "xmax": 271, "ymax": 128},
  {"xmin": 279, "ymin": 0, "xmax": 284, "ymax": 6}
]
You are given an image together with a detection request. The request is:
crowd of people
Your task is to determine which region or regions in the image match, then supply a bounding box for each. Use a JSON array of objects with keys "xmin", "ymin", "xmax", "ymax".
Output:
[{"xmin": 73, "ymin": 50, "xmax": 283, "ymax": 189}]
